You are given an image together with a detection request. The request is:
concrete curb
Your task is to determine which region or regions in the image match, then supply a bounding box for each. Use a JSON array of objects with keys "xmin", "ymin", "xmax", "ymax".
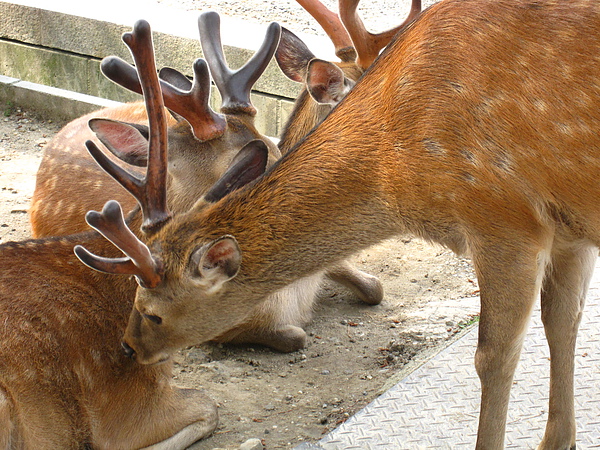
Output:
[
  {"xmin": 0, "ymin": 0, "xmax": 333, "ymax": 136},
  {"xmin": 0, "ymin": 74, "xmax": 122, "ymax": 123}
]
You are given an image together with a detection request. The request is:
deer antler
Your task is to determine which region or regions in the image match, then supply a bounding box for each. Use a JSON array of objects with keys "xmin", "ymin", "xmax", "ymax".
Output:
[
  {"xmin": 75, "ymin": 20, "xmax": 170, "ymax": 286},
  {"xmin": 90, "ymin": 20, "xmax": 171, "ymax": 233},
  {"xmin": 294, "ymin": 0, "xmax": 356, "ymax": 62},
  {"xmin": 100, "ymin": 50, "xmax": 226, "ymax": 142},
  {"xmin": 339, "ymin": 0, "xmax": 421, "ymax": 69},
  {"xmin": 74, "ymin": 201, "xmax": 163, "ymax": 288},
  {"xmin": 198, "ymin": 11, "xmax": 281, "ymax": 116}
]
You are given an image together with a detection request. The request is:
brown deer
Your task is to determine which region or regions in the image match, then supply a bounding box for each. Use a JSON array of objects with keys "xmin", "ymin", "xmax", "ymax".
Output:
[
  {"xmin": 275, "ymin": 0, "xmax": 421, "ymax": 154},
  {"xmin": 0, "ymin": 21, "xmax": 225, "ymax": 448},
  {"xmin": 79, "ymin": 0, "xmax": 600, "ymax": 448},
  {"xmin": 29, "ymin": 12, "xmax": 383, "ymax": 352}
]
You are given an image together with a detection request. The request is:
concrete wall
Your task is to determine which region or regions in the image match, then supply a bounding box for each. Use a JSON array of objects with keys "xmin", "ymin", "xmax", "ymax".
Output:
[{"xmin": 0, "ymin": 0, "xmax": 332, "ymax": 136}]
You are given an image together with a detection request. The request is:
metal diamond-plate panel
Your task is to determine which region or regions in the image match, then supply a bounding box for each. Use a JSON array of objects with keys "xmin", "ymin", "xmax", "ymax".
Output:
[{"xmin": 297, "ymin": 263, "xmax": 600, "ymax": 449}]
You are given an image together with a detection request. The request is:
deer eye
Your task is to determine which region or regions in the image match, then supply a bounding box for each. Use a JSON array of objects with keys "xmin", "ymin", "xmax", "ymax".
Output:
[{"xmin": 143, "ymin": 313, "xmax": 163, "ymax": 325}]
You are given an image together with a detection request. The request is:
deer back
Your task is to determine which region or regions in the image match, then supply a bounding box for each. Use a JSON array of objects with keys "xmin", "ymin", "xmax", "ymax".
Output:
[
  {"xmin": 0, "ymin": 235, "xmax": 133, "ymax": 446},
  {"xmin": 30, "ymin": 103, "xmax": 159, "ymax": 237}
]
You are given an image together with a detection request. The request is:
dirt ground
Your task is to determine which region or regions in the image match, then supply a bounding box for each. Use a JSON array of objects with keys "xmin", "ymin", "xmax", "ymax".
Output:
[{"xmin": 0, "ymin": 106, "xmax": 481, "ymax": 449}]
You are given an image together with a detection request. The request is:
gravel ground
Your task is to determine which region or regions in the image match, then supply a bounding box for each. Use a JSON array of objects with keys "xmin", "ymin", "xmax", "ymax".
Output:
[{"xmin": 156, "ymin": 0, "xmax": 440, "ymax": 36}]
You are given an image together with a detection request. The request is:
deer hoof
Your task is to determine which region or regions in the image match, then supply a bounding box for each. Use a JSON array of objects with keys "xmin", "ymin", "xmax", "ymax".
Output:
[
  {"xmin": 217, "ymin": 325, "xmax": 308, "ymax": 353},
  {"xmin": 352, "ymin": 273, "xmax": 384, "ymax": 305},
  {"xmin": 267, "ymin": 325, "xmax": 307, "ymax": 352}
]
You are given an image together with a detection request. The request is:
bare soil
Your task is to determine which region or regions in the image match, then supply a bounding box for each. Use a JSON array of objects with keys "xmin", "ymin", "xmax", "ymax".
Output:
[{"xmin": 0, "ymin": 107, "xmax": 480, "ymax": 449}]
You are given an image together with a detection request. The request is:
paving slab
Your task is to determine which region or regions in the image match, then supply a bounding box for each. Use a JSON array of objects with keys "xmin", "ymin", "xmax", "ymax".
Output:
[{"xmin": 297, "ymin": 262, "xmax": 600, "ymax": 449}]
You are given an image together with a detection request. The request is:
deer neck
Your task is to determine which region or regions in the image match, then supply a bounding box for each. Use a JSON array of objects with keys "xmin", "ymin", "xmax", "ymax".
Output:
[
  {"xmin": 157, "ymin": 105, "xmax": 408, "ymax": 298},
  {"xmin": 277, "ymin": 89, "xmax": 333, "ymax": 156}
]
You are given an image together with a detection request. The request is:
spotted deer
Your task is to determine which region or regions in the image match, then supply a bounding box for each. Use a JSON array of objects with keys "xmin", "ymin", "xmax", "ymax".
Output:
[
  {"xmin": 0, "ymin": 21, "xmax": 225, "ymax": 448},
  {"xmin": 79, "ymin": 0, "xmax": 600, "ymax": 447},
  {"xmin": 28, "ymin": 12, "xmax": 382, "ymax": 352},
  {"xmin": 275, "ymin": 0, "xmax": 421, "ymax": 154}
]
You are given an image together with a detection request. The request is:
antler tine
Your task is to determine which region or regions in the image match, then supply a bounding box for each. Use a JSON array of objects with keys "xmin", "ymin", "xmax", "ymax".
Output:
[
  {"xmin": 74, "ymin": 200, "xmax": 163, "ymax": 288},
  {"xmin": 93, "ymin": 20, "xmax": 171, "ymax": 233},
  {"xmin": 159, "ymin": 59, "xmax": 227, "ymax": 141},
  {"xmin": 198, "ymin": 11, "xmax": 282, "ymax": 116},
  {"xmin": 100, "ymin": 56, "xmax": 144, "ymax": 95},
  {"xmin": 101, "ymin": 55, "xmax": 226, "ymax": 143},
  {"xmin": 294, "ymin": 0, "xmax": 356, "ymax": 63},
  {"xmin": 339, "ymin": 0, "xmax": 421, "ymax": 69}
]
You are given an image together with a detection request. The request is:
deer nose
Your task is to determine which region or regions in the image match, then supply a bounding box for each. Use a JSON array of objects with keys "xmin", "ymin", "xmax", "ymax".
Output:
[{"xmin": 121, "ymin": 341, "xmax": 137, "ymax": 359}]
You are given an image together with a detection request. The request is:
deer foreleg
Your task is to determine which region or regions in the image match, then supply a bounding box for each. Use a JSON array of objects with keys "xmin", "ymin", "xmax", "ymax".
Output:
[{"xmin": 140, "ymin": 420, "xmax": 217, "ymax": 450}]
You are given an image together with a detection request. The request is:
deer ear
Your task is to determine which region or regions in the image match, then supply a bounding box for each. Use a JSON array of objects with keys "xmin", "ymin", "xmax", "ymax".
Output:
[
  {"xmin": 204, "ymin": 140, "xmax": 269, "ymax": 203},
  {"xmin": 192, "ymin": 236, "xmax": 242, "ymax": 289},
  {"xmin": 89, "ymin": 118, "xmax": 149, "ymax": 167},
  {"xmin": 275, "ymin": 27, "xmax": 316, "ymax": 83},
  {"xmin": 306, "ymin": 59, "xmax": 351, "ymax": 105},
  {"xmin": 159, "ymin": 67, "xmax": 193, "ymax": 91}
]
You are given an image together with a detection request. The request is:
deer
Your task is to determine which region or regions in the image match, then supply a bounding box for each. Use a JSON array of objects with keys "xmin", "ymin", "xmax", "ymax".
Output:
[
  {"xmin": 0, "ymin": 20, "xmax": 230, "ymax": 448},
  {"xmin": 76, "ymin": 0, "xmax": 600, "ymax": 448},
  {"xmin": 275, "ymin": 0, "xmax": 421, "ymax": 154},
  {"xmin": 28, "ymin": 12, "xmax": 383, "ymax": 352}
]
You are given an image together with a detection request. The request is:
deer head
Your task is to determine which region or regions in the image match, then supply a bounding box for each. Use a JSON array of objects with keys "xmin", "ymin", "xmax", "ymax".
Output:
[
  {"xmin": 276, "ymin": 0, "xmax": 421, "ymax": 154},
  {"xmin": 74, "ymin": 0, "xmax": 424, "ymax": 364},
  {"xmin": 75, "ymin": 18, "xmax": 272, "ymax": 363}
]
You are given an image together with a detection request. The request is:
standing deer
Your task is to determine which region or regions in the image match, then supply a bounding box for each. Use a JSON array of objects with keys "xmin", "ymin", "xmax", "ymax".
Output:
[
  {"xmin": 29, "ymin": 11, "xmax": 382, "ymax": 352},
  {"xmin": 80, "ymin": 0, "xmax": 600, "ymax": 448},
  {"xmin": 276, "ymin": 0, "xmax": 421, "ymax": 154},
  {"xmin": 0, "ymin": 21, "xmax": 224, "ymax": 448}
]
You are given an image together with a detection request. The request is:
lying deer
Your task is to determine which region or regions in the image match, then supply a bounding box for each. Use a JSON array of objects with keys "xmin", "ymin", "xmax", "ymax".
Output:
[
  {"xmin": 29, "ymin": 11, "xmax": 382, "ymax": 352},
  {"xmin": 0, "ymin": 21, "xmax": 225, "ymax": 448},
  {"xmin": 276, "ymin": 0, "xmax": 421, "ymax": 154},
  {"xmin": 79, "ymin": 0, "xmax": 600, "ymax": 448}
]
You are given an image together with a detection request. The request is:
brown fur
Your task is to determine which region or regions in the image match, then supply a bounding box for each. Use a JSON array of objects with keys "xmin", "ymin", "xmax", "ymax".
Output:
[
  {"xmin": 0, "ymin": 219, "xmax": 218, "ymax": 448},
  {"xmin": 122, "ymin": 1, "xmax": 600, "ymax": 447}
]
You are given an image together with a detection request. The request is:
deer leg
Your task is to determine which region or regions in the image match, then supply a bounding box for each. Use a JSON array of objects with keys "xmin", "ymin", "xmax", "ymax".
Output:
[
  {"xmin": 141, "ymin": 388, "xmax": 219, "ymax": 450},
  {"xmin": 473, "ymin": 238, "xmax": 550, "ymax": 450},
  {"xmin": 97, "ymin": 376, "xmax": 218, "ymax": 449},
  {"xmin": 222, "ymin": 324, "xmax": 308, "ymax": 353},
  {"xmin": 537, "ymin": 242, "xmax": 596, "ymax": 450},
  {"xmin": 326, "ymin": 260, "xmax": 384, "ymax": 305},
  {"xmin": 214, "ymin": 276, "xmax": 321, "ymax": 352}
]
